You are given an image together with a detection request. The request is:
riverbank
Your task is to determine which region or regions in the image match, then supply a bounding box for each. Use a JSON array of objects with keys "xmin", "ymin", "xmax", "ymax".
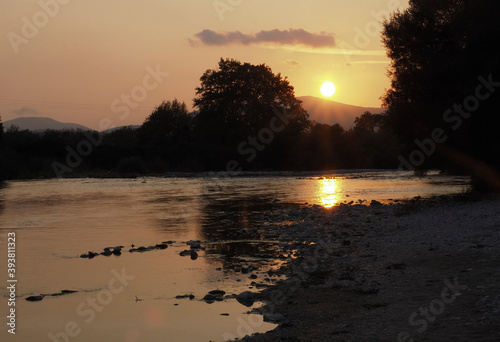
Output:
[{"xmin": 236, "ymin": 195, "xmax": 500, "ymax": 341}]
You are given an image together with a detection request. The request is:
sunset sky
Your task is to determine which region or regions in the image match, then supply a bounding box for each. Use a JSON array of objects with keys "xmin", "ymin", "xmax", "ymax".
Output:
[{"xmin": 1, "ymin": 0, "xmax": 409, "ymax": 130}]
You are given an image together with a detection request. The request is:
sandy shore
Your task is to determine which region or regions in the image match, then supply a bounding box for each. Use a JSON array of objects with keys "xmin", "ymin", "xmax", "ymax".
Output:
[{"xmin": 234, "ymin": 195, "xmax": 500, "ymax": 341}]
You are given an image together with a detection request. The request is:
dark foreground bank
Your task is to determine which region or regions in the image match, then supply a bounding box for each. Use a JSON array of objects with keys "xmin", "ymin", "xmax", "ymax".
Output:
[{"xmin": 234, "ymin": 195, "xmax": 500, "ymax": 342}]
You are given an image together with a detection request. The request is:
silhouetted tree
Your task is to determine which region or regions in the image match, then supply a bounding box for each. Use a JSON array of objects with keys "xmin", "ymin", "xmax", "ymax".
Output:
[
  {"xmin": 140, "ymin": 100, "xmax": 190, "ymax": 144},
  {"xmin": 194, "ymin": 58, "xmax": 308, "ymax": 129},
  {"xmin": 192, "ymin": 58, "xmax": 310, "ymax": 168},
  {"xmin": 382, "ymin": 0, "xmax": 500, "ymax": 191}
]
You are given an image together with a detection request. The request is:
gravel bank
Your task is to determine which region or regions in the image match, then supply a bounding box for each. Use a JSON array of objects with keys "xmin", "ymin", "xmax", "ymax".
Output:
[{"xmin": 235, "ymin": 196, "xmax": 500, "ymax": 341}]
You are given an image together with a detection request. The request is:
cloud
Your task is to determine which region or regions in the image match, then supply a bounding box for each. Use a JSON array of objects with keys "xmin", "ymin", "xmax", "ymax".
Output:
[
  {"xmin": 11, "ymin": 107, "xmax": 42, "ymax": 117},
  {"xmin": 190, "ymin": 28, "xmax": 336, "ymax": 48},
  {"xmin": 285, "ymin": 59, "xmax": 301, "ymax": 67}
]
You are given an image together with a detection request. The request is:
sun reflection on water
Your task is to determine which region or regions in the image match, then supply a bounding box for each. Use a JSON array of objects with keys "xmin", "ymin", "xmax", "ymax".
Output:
[{"xmin": 319, "ymin": 178, "xmax": 340, "ymax": 208}]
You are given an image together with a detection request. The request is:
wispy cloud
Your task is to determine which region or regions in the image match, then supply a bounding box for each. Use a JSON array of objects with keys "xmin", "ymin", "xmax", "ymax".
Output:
[
  {"xmin": 11, "ymin": 107, "xmax": 42, "ymax": 117},
  {"xmin": 285, "ymin": 59, "xmax": 302, "ymax": 67},
  {"xmin": 189, "ymin": 29, "xmax": 389, "ymax": 58},
  {"xmin": 190, "ymin": 28, "xmax": 336, "ymax": 48}
]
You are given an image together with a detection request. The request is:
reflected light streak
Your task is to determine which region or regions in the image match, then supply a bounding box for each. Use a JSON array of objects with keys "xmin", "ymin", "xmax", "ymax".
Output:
[{"xmin": 320, "ymin": 178, "xmax": 339, "ymax": 208}]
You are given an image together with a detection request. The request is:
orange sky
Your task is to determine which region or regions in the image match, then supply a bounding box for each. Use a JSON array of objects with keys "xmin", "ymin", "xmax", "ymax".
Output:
[{"xmin": 0, "ymin": 0, "xmax": 409, "ymax": 130}]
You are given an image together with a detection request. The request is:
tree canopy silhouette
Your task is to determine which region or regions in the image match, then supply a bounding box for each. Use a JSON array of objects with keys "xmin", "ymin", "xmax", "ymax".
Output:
[
  {"xmin": 382, "ymin": 0, "xmax": 500, "ymax": 191},
  {"xmin": 193, "ymin": 58, "xmax": 309, "ymax": 141},
  {"xmin": 139, "ymin": 100, "xmax": 190, "ymax": 145},
  {"xmin": 192, "ymin": 58, "xmax": 311, "ymax": 169}
]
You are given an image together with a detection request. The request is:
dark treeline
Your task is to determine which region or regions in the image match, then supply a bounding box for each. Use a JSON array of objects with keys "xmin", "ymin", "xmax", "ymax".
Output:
[{"xmin": 0, "ymin": 102, "xmax": 399, "ymax": 179}]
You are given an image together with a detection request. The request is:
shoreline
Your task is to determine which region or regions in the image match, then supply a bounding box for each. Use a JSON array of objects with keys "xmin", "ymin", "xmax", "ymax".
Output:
[{"xmin": 234, "ymin": 195, "xmax": 500, "ymax": 341}]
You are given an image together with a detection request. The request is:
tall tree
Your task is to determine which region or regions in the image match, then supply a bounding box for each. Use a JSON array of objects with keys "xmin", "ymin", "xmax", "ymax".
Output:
[
  {"xmin": 193, "ymin": 58, "xmax": 309, "ymax": 143},
  {"xmin": 382, "ymin": 0, "xmax": 500, "ymax": 190},
  {"xmin": 192, "ymin": 58, "xmax": 311, "ymax": 169}
]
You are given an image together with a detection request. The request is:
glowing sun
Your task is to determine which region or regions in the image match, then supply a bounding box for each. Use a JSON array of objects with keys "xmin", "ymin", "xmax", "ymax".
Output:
[{"xmin": 320, "ymin": 81, "xmax": 336, "ymax": 97}]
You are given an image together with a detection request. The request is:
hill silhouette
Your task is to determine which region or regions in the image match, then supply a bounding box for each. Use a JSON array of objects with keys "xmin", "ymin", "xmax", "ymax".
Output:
[
  {"xmin": 3, "ymin": 117, "xmax": 91, "ymax": 132},
  {"xmin": 298, "ymin": 96, "xmax": 384, "ymax": 129}
]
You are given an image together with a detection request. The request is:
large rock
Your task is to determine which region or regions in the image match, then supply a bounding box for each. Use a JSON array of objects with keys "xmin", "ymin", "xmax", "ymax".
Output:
[{"xmin": 236, "ymin": 291, "xmax": 255, "ymax": 307}]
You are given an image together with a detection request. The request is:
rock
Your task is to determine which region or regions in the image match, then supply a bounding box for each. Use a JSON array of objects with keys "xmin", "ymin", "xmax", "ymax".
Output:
[
  {"xmin": 51, "ymin": 290, "xmax": 78, "ymax": 297},
  {"xmin": 203, "ymin": 294, "xmax": 216, "ymax": 301},
  {"xmin": 187, "ymin": 240, "xmax": 202, "ymax": 249},
  {"xmin": 190, "ymin": 251, "xmax": 198, "ymax": 260},
  {"xmin": 61, "ymin": 290, "xmax": 78, "ymax": 294},
  {"xmin": 101, "ymin": 248, "xmax": 113, "ymax": 256},
  {"xmin": 203, "ymin": 292, "xmax": 224, "ymax": 302},
  {"xmin": 236, "ymin": 291, "xmax": 255, "ymax": 307},
  {"xmin": 263, "ymin": 313, "xmax": 285, "ymax": 323},
  {"xmin": 179, "ymin": 250, "xmax": 191, "ymax": 256},
  {"xmin": 221, "ymin": 219, "xmax": 234, "ymax": 224},
  {"xmin": 370, "ymin": 200, "xmax": 383, "ymax": 207},
  {"xmin": 81, "ymin": 251, "xmax": 99, "ymax": 259},
  {"xmin": 88, "ymin": 252, "xmax": 99, "ymax": 259},
  {"xmin": 209, "ymin": 290, "xmax": 226, "ymax": 296},
  {"xmin": 176, "ymin": 294, "xmax": 195, "ymax": 300},
  {"xmin": 26, "ymin": 296, "xmax": 43, "ymax": 302},
  {"xmin": 129, "ymin": 246, "xmax": 150, "ymax": 253},
  {"xmin": 155, "ymin": 243, "xmax": 168, "ymax": 250},
  {"xmin": 249, "ymin": 274, "xmax": 258, "ymax": 279}
]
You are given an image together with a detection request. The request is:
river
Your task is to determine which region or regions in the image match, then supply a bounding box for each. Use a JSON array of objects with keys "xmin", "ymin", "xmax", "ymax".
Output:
[{"xmin": 0, "ymin": 171, "xmax": 469, "ymax": 341}]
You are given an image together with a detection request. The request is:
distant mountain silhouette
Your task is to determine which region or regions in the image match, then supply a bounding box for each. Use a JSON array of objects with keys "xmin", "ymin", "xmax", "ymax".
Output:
[
  {"xmin": 3, "ymin": 117, "xmax": 91, "ymax": 132},
  {"xmin": 298, "ymin": 96, "xmax": 384, "ymax": 129}
]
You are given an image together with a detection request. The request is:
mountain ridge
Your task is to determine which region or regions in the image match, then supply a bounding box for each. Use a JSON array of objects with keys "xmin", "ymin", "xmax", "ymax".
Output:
[
  {"xmin": 3, "ymin": 117, "xmax": 91, "ymax": 132},
  {"xmin": 298, "ymin": 96, "xmax": 384, "ymax": 129}
]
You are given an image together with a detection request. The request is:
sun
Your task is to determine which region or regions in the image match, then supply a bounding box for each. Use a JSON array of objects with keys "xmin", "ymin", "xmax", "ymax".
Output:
[{"xmin": 320, "ymin": 81, "xmax": 336, "ymax": 98}]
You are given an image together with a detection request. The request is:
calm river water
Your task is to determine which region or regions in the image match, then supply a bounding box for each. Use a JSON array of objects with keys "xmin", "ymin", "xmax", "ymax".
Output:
[{"xmin": 0, "ymin": 171, "xmax": 469, "ymax": 341}]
